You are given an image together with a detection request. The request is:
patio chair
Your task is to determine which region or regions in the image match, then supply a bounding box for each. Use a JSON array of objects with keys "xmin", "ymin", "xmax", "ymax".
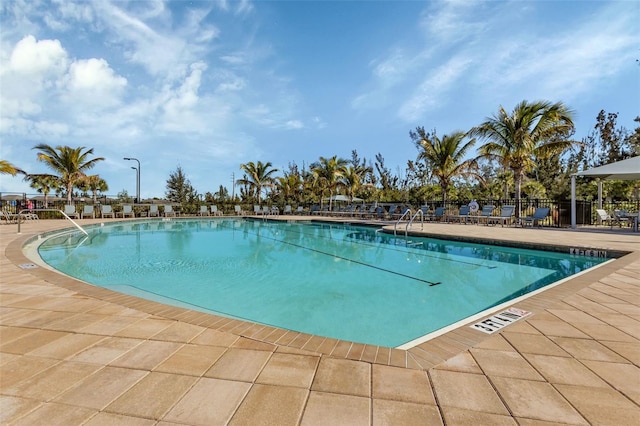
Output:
[
  {"xmin": 81, "ymin": 205, "xmax": 95, "ymax": 219},
  {"xmin": 164, "ymin": 205, "xmax": 176, "ymax": 217},
  {"xmin": 254, "ymin": 205, "xmax": 262, "ymax": 215},
  {"xmin": 295, "ymin": 206, "xmax": 304, "ymax": 215},
  {"xmin": 199, "ymin": 205, "xmax": 210, "ymax": 216},
  {"xmin": 1, "ymin": 210, "xmax": 18, "ymax": 224},
  {"xmin": 385, "ymin": 205, "xmax": 399, "ymax": 220},
  {"xmin": 613, "ymin": 209, "xmax": 632, "ymax": 228},
  {"xmin": 520, "ymin": 207, "xmax": 550, "ymax": 227},
  {"xmin": 283, "ymin": 205, "xmax": 292, "ymax": 214},
  {"xmin": 425, "ymin": 207, "xmax": 446, "ymax": 222},
  {"xmin": 120, "ymin": 204, "xmax": 135, "ymax": 218},
  {"xmin": 595, "ymin": 209, "xmax": 614, "ymax": 227},
  {"xmin": 211, "ymin": 205, "xmax": 223, "ymax": 216},
  {"xmin": 450, "ymin": 205, "xmax": 471, "ymax": 224},
  {"xmin": 148, "ymin": 204, "xmax": 159, "ymax": 217},
  {"xmin": 101, "ymin": 205, "xmax": 115, "ymax": 218},
  {"xmin": 270, "ymin": 206, "xmax": 280, "ymax": 215},
  {"xmin": 358, "ymin": 205, "xmax": 376, "ymax": 218},
  {"xmin": 234, "ymin": 205, "xmax": 244, "ymax": 215},
  {"xmin": 477, "ymin": 205, "xmax": 495, "ymax": 225},
  {"xmin": 487, "ymin": 205, "xmax": 515, "ymax": 227},
  {"xmin": 64, "ymin": 204, "xmax": 79, "ymax": 219}
]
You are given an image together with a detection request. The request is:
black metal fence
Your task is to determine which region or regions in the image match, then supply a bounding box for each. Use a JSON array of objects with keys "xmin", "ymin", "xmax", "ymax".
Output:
[{"xmin": 1, "ymin": 192, "xmax": 639, "ymax": 227}]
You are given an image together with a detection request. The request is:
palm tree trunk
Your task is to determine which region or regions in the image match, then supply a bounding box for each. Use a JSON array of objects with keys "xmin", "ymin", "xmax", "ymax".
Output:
[{"xmin": 514, "ymin": 170, "xmax": 524, "ymax": 218}]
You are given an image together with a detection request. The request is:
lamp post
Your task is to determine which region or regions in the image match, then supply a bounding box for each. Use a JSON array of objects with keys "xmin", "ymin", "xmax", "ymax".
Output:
[
  {"xmin": 123, "ymin": 157, "xmax": 140, "ymax": 204},
  {"xmin": 131, "ymin": 167, "xmax": 138, "ymax": 203}
]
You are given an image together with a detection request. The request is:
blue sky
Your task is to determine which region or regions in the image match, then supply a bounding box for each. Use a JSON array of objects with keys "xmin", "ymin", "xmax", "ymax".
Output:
[{"xmin": 1, "ymin": 0, "xmax": 638, "ymax": 199}]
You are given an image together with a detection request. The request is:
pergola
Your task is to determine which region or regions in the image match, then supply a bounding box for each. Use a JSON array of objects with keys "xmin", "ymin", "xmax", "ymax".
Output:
[{"xmin": 571, "ymin": 156, "xmax": 640, "ymax": 228}]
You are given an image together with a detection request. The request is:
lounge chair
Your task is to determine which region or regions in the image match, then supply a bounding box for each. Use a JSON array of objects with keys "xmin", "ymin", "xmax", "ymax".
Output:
[
  {"xmin": 283, "ymin": 205, "xmax": 292, "ymax": 214},
  {"xmin": 385, "ymin": 205, "xmax": 399, "ymax": 220},
  {"xmin": 64, "ymin": 204, "xmax": 79, "ymax": 219},
  {"xmin": 425, "ymin": 207, "xmax": 446, "ymax": 222},
  {"xmin": 148, "ymin": 205, "xmax": 159, "ymax": 217},
  {"xmin": 101, "ymin": 205, "xmax": 115, "ymax": 218},
  {"xmin": 359, "ymin": 205, "xmax": 377, "ymax": 218},
  {"xmin": 295, "ymin": 206, "xmax": 304, "ymax": 215},
  {"xmin": 477, "ymin": 205, "xmax": 495, "ymax": 225},
  {"xmin": 120, "ymin": 204, "xmax": 135, "ymax": 218},
  {"xmin": 211, "ymin": 205, "xmax": 223, "ymax": 216},
  {"xmin": 1, "ymin": 210, "xmax": 18, "ymax": 224},
  {"xmin": 596, "ymin": 209, "xmax": 615, "ymax": 227},
  {"xmin": 81, "ymin": 205, "xmax": 95, "ymax": 219},
  {"xmin": 199, "ymin": 205, "xmax": 210, "ymax": 216},
  {"xmin": 270, "ymin": 206, "xmax": 279, "ymax": 215},
  {"xmin": 520, "ymin": 207, "xmax": 550, "ymax": 227},
  {"xmin": 234, "ymin": 205, "xmax": 244, "ymax": 215},
  {"xmin": 613, "ymin": 209, "xmax": 632, "ymax": 228},
  {"xmin": 487, "ymin": 205, "xmax": 515, "ymax": 227},
  {"xmin": 164, "ymin": 205, "xmax": 176, "ymax": 217},
  {"xmin": 450, "ymin": 205, "xmax": 471, "ymax": 224},
  {"xmin": 253, "ymin": 205, "xmax": 262, "ymax": 215}
]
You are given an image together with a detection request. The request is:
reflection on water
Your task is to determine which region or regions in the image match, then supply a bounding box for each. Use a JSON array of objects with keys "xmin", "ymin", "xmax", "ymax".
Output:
[{"xmin": 37, "ymin": 219, "xmax": 609, "ymax": 347}]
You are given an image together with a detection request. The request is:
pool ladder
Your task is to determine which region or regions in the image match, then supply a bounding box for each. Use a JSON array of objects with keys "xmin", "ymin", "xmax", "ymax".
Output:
[{"xmin": 393, "ymin": 209, "xmax": 424, "ymax": 242}]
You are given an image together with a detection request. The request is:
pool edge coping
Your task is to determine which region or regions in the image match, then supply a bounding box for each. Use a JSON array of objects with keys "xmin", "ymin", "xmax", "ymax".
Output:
[{"xmin": 6, "ymin": 217, "xmax": 640, "ymax": 371}]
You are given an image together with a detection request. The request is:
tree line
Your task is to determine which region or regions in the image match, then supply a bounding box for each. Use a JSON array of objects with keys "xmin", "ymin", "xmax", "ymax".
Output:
[{"xmin": 2, "ymin": 100, "xmax": 639, "ymax": 213}]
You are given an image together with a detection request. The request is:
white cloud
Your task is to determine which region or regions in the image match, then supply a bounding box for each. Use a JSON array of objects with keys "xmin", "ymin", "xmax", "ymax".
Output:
[
  {"xmin": 44, "ymin": 0, "xmax": 95, "ymax": 30},
  {"xmin": 420, "ymin": 0, "xmax": 487, "ymax": 43},
  {"xmin": 475, "ymin": 2, "xmax": 639, "ymax": 103},
  {"xmin": 64, "ymin": 58, "xmax": 127, "ymax": 106},
  {"xmin": 158, "ymin": 62, "xmax": 208, "ymax": 132},
  {"xmin": 8, "ymin": 35, "xmax": 68, "ymax": 78},
  {"xmin": 284, "ymin": 120, "xmax": 303, "ymax": 130},
  {"xmin": 398, "ymin": 56, "xmax": 471, "ymax": 122},
  {"xmin": 235, "ymin": 0, "xmax": 254, "ymax": 15}
]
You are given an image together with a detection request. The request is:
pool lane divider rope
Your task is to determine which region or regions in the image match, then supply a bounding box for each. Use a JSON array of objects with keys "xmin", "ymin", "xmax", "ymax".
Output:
[
  {"xmin": 248, "ymin": 228, "xmax": 443, "ymax": 287},
  {"xmin": 274, "ymin": 224, "xmax": 498, "ymax": 270}
]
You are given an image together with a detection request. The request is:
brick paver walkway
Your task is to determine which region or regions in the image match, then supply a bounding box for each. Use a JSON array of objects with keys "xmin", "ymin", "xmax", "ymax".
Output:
[{"xmin": 1, "ymin": 218, "xmax": 639, "ymax": 425}]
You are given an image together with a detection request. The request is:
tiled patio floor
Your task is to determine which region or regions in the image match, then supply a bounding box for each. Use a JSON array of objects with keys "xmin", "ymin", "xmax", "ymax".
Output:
[{"xmin": 1, "ymin": 217, "xmax": 639, "ymax": 425}]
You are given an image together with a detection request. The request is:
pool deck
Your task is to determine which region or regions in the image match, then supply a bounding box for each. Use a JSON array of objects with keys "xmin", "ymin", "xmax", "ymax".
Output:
[{"xmin": 1, "ymin": 216, "xmax": 639, "ymax": 425}]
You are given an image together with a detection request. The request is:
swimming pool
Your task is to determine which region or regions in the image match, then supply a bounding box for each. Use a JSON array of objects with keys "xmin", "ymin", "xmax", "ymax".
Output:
[{"xmin": 36, "ymin": 219, "xmax": 607, "ymax": 347}]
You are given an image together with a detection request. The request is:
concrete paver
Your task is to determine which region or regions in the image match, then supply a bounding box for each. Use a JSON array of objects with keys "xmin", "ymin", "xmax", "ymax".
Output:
[{"xmin": 1, "ymin": 217, "xmax": 639, "ymax": 424}]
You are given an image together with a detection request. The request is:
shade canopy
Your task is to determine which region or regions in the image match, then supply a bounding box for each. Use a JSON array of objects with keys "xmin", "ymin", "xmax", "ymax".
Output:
[
  {"xmin": 322, "ymin": 194, "xmax": 363, "ymax": 202},
  {"xmin": 574, "ymin": 156, "xmax": 640, "ymax": 180}
]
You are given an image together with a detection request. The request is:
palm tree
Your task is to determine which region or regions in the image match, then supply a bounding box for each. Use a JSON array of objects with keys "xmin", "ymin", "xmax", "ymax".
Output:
[
  {"xmin": 0, "ymin": 160, "xmax": 25, "ymax": 176},
  {"xmin": 310, "ymin": 156, "xmax": 348, "ymax": 210},
  {"xmin": 276, "ymin": 173, "xmax": 304, "ymax": 205},
  {"xmin": 237, "ymin": 161, "xmax": 279, "ymax": 202},
  {"xmin": 26, "ymin": 174, "xmax": 60, "ymax": 207},
  {"xmin": 470, "ymin": 100, "xmax": 575, "ymax": 212},
  {"xmin": 79, "ymin": 175, "xmax": 109, "ymax": 204},
  {"xmin": 340, "ymin": 166, "xmax": 365, "ymax": 202},
  {"xmin": 33, "ymin": 145, "xmax": 105, "ymax": 204},
  {"xmin": 411, "ymin": 127, "xmax": 478, "ymax": 203}
]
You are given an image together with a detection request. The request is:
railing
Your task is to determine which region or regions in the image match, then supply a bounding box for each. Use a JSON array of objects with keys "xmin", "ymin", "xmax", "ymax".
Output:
[
  {"xmin": 393, "ymin": 209, "xmax": 412, "ymax": 236},
  {"xmin": 17, "ymin": 208, "xmax": 88, "ymax": 236},
  {"xmin": 405, "ymin": 209, "xmax": 424, "ymax": 237}
]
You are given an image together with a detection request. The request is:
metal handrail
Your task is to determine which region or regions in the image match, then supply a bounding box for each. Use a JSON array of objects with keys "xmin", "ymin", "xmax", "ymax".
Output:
[
  {"xmin": 17, "ymin": 208, "xmax": 88, "ymax": 236},
  {"xmin": 393, "ymin": 208, "xmax": 412, "ymax": 236},
  {"xmin": 405, "ymin": 209, "xmax": 424, "ymax": 236}
]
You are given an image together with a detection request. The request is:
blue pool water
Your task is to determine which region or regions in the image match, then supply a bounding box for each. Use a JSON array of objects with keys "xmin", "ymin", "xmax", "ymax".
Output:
[{"xmin": 37, "ymin": 219, "xmax": 607, "ymax": 347}]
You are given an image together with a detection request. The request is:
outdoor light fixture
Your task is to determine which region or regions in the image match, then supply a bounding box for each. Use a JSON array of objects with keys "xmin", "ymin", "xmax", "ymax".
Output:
[{"xmin": 123, "ymin": 157, "xmax": 140, "ymax": 203}]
